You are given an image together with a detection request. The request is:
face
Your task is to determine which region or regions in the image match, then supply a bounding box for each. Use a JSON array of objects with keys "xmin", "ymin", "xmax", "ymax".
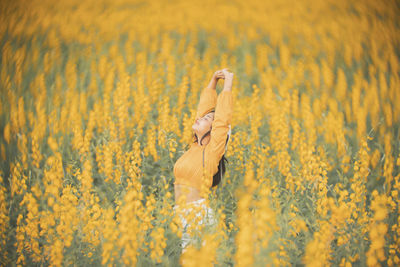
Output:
[{"xmin": 192, "ymin": 112, "xmax": 214, "ymax": 137}]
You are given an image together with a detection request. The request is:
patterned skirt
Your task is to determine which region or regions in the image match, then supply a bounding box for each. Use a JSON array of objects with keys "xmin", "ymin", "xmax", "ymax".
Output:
[{"xmin": 173, "ymin": 198, "xmax": 217, "ymax": 251}]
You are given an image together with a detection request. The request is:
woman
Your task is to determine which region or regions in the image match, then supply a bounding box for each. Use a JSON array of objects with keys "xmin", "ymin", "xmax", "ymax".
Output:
[{"xmin": 173, "ymin": 68, "xmax": 234, "ymax": 251}]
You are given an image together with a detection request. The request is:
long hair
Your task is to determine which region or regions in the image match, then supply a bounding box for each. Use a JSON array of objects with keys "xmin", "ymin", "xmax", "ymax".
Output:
[{"xmin": 194, "ymin": 130, "xmax": 229, "ymax": 187}]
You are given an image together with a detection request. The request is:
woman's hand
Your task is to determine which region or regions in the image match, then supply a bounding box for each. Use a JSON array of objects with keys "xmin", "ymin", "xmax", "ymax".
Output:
[
  {"xmin": 213, "ymin": 69, "xmax": 225, "ymax": 81},
  {"xmin": 208, "ymin": 69, "xmax": 227, "ymax": 89},
  {"xmin": 222, "ymin": 69, "xmax": 234, "ymax": 91}
]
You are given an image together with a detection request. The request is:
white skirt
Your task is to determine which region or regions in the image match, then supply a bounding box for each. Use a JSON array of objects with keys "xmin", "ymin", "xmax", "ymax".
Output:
[{"xmin": 173, "ymin": 198, "xmax": 217, "ymax": 250}]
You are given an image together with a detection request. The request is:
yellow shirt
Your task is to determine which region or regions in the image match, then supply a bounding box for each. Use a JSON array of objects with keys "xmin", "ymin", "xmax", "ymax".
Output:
[{"xmin": 173, "ymin": 86, "xmax": 233, "ymax": 191}]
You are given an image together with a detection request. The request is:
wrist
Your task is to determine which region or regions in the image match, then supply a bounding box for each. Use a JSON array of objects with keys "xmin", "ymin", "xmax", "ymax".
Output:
[
  {"xmin": 223, "ymin": 86, "xmax": 232, "ymax": 91},
  {"xmin": 223, "ymin": 80, "xmax": 232, "ymax": 87},
  {"xmin": 208, "ymin": 80, "xmax": 217, "ymax": 90}
]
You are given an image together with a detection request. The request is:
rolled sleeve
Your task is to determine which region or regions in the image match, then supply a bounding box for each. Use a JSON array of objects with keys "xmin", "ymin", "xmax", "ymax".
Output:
[
  {"xmin": 196, "ymin": 87, "xmax": 217, "ymax": 120},
  {"xmin": 206, "ymin": 90, "xmax": 232, "ymax": 168}
]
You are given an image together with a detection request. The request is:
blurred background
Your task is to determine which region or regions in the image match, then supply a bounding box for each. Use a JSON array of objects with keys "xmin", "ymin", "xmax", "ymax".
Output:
[{"xmin": 0, "ymin": 0, "xmax": 399, "ymax": 266}]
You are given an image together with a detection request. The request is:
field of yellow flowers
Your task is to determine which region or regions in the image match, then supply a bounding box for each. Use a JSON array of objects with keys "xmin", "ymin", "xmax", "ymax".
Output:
[{"xmin": 1, "ymin": 0, "xmax": 399, "ymax": 266}]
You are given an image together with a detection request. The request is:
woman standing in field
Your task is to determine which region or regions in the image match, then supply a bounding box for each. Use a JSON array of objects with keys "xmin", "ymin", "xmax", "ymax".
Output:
[{"xmin": 173, "ymin": 68, "xmax": 234, "ymax": 251}]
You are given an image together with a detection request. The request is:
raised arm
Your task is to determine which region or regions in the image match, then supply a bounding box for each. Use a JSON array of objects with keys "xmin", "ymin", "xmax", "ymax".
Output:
[
  {"xmin": 205, "ymin": 90, "xmax": 232, "ymax": 161},
  {"xmin": 195, "ymin": 86, "xmax": 217, "ymax": 120},
  {"xmin": 206, "ymin": 70, "xmax": 233, "ymax": 162},
  {"xmin": 195, "ymin": 70, "xmax": 224, "ymax": 120}
]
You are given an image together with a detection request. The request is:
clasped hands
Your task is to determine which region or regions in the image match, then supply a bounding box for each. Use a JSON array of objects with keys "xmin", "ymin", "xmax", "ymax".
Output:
[{"xmin": 208, "ymin": 68, "xmax": 234, "ymax": 91}]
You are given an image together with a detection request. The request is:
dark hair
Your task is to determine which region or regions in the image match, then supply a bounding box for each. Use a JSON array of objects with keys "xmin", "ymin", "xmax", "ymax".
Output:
[{"xmin": 194, "ymin": 130, "xmax": 229, "ymax": 187}]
